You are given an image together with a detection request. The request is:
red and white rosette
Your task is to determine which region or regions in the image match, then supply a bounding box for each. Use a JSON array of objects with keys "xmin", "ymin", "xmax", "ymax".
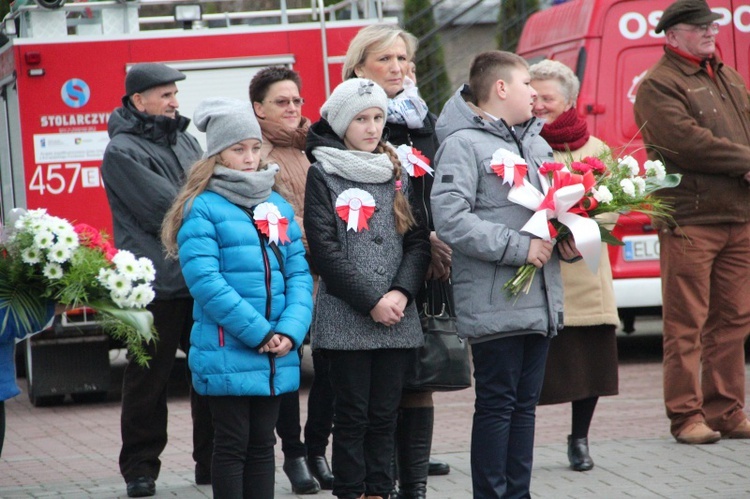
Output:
[
  {"xmin": 490, "ymin": 147, "xmax": 527, "ymax": 187},
  {"xmin": 335, "ymin": 188, "xmax": 376, "ymax": 232},
  {"xmin": 253, "ymin": 202, "xmax": 290, "ymax": 245},
  {"xmin": 396, "ymin": 144, "xmax": 434, "ymax": 178}
]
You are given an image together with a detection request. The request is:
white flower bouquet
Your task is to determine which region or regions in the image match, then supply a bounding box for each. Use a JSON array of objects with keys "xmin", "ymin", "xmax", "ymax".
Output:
[
  {"xmin": 0, "ymin": 208, "xmax": 157, "ymax": 366},
  {"xmin": 502, "ymin": 150, "xmax": 681, "ymax": 298}
]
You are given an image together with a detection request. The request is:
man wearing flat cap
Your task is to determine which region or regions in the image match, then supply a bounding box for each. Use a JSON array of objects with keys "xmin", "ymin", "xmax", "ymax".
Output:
[
  {"xmin": 635, "ymin": 0, "xmax": 750, "ymax": 446},
  {"xmin": 101, "ymin": 63, "xmax": 213, "ymax": 497}
]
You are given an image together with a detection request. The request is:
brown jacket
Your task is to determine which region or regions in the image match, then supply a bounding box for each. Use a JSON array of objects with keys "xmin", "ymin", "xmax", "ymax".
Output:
[
  {"xmin": 556, "ymin": 136, "xmax": 620, "ymax": 327},
  {"xmin": 634, "ymin": 47, "xmax": 750, "ymax": 226},
  {"xmin": 259, "ymin": 117, "xmax": 311, "ymax": 249}
]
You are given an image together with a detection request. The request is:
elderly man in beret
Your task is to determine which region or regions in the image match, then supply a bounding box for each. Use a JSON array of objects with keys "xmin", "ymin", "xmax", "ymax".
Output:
[
  {"xmin": 101, "ymin": 63, "xmax": 214, "ymax": 497},
  {"xmin": 635, "ymin": 0, "xmax": 750, "ymax": 446}
]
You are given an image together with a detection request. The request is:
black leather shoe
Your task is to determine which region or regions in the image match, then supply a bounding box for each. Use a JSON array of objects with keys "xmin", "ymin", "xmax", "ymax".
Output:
[
  {"xmin": 427, "ymin": 458, "xmax": 450, "ymax": 476},
  {"xmin": 567, "ymin": 435, "xmax": 594, "ymax": 471},
  {"xmin": 283, "ymin": 456, "xmax": 321, "ymax": 494},
  {"xmin": 195, "ymin": 463, "xmax": 211, "ymax": 485},
  {"xmin": 126, "ymin": 476, "xmax": 155, "ymax": 498},
  {"xmin": 308, "ymin": 455, "xmax": 334, "ymax": 490}
]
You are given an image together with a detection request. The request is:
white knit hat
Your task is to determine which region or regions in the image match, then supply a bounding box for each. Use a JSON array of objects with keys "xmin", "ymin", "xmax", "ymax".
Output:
[
  {"xmin": 320, "ymin": 78, "xmax": 388, "ymax": 138},
  {"xmin": 193, "ymin": 98, "xmax": 263, "ymax": 158}
]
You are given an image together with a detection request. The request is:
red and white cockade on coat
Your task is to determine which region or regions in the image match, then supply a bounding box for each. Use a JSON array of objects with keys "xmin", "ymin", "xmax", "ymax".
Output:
[
  {"xmin": 395, "ymin": 144, "xmax": 434, "ymax": 178},
  {"xmin": 253, "ymin": 202, "xmax": 290, "ymax": 245},
  {"xmin": 335, "ymin": 188, "xmax": 376, "ymax": 232},
  {"xmin": 490, "ymin": 147, "xmax": 528, "ymax": 187}
]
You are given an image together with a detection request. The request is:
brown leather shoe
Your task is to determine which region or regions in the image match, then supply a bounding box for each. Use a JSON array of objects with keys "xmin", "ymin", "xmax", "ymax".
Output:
[
  {"xmin": 722, "ymin": 419, "xmax": 750, "ymax": 439},
  {"xmin": 675, "ymin": 422, "xmax": 721, "ymax": 444}
]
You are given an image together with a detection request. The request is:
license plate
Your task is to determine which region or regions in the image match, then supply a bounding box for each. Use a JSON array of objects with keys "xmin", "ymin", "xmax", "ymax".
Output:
[{"xmin": 623, "ymin": 235, "xmax": 659, "ymax": 261}]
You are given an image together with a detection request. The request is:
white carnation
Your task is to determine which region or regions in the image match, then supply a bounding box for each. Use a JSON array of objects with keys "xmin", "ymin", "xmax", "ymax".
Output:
[
  {"xmin": 112, "ymin": 250, "xmax": 140, "ymax": 280},
  {"xmin": 43, "ymin": 262, "xmax": 64, "ymax": 280},
  {"xmin": 137, "ymin": 257, "xmax": 157, "ymax": 283},
  {"xmin": 593, "ymin": 185, "xmax": 614, "ymax": 204},
  {"xmin": 645, "ymin": 160, "xmax": 666, "ymax": 181},
  {"xmin": 33, "ymin": 230, "xmax": 55, "ymax": 249},
  {"xmin": 632, "ymin": 177, "xmax": 646, "ymax": 195},
  {"xmin": 56, "ymin": 228, "xmax": 80, "ymax": 250},
  {"xmin": 620, "ymin": 178, "xmax": 636, "ymax": 197},
  {"xmin": 618, "ymin": 155, "xmax": 640, "ymax": 176},
  {"xmin": 48, "ymin": 242, "xmax": 74, "ymax": 263},
  {"xmin": 130, "ymin": 284, "xmax": 156, "ymax": 308},
  {"xmin": 106, "ymin": 273, "xmax": 133, "ymax": 295},
  {"xmin": 21, "ymin": 247, "xmax": 42, "ymax": 264}
]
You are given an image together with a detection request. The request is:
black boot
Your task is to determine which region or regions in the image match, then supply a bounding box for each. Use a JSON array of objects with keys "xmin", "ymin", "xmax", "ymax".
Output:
[
  {"xmin": 427, "ymin": 458, "xmax": 450, "ymax": 476},
  {"xmin": 283, "ymin": 456, "xmax": 321, "ymax": 494},
  {"xmin": 308, "ymin": 455, "xmax": 334, "ymax": 490},
  {"xmin": 396, "ymin": 407, "xmax": 433, "ymax": 499},
  {"xmin": 567, "ymin": 435, "xmax": 594, "ymax": 472}
]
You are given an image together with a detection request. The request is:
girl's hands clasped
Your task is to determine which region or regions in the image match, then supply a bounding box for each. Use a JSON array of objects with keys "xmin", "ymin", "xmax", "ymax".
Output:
[
  {"xmin": 370, "ymin": 290, "xmax": 408, "ymax": 327},
  {"xmin": 258, "ymin": 333, "xmax": 293, "ymax": 357}
]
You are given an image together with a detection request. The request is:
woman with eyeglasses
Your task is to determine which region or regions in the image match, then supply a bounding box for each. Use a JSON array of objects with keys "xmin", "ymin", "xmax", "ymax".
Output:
[{"xmin": 249, "ymin": 66, "xmax": 333, "ymax": 495}]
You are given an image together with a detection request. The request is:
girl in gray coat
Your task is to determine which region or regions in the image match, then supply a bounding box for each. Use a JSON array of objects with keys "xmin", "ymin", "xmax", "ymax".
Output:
[{"xmin": 303, "ymin": 78, "xmax": 431, "ymax": 499}]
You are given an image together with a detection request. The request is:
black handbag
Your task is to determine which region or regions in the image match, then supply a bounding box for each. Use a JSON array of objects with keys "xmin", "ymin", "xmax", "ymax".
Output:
[{"xmin": 403, "ymin": 279, "xmax": 471, "ymax": 392}]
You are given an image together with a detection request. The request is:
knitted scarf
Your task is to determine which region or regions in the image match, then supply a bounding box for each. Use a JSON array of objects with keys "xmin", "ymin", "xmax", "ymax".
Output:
[
  {"xmin": 312, "ymin": 146, "xmax": 394, "ymax": 184},
  {"xmin": 206, "ymin": 164, "xmax": 278, "ymax": 210},
  {"xmin": 540, "ymin": 107, "xmax": 590, "ymax": 152}
]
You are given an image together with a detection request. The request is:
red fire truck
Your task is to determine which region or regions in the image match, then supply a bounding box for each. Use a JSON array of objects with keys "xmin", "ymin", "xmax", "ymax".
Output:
[
  {"xmin": 0, "ymin": 0, "xmax": 390, "ymax": 404},
  {"xmin": 517, "ymin": 0, "xmax": 750, "ymax": 332}
]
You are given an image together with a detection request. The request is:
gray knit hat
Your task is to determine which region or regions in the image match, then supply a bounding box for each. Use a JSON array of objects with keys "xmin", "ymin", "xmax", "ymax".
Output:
[
  {"xmin": 320, "ymin": 78, "xmax": 388, "ymax": 138},
  {"xmin": 193, "ymin": 98, "xmax": 263, "ymax": 158},
  {"xmin": 125, "ymin": 63, "xmax": 186, "ymax": 96}
]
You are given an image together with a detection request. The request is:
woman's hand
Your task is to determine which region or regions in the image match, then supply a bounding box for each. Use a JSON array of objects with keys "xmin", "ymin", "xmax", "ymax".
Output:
[
  {"xmin": 370, "ymin": 295, "xmax": 405, "ymax": 326},
  {"xmin": 557, "ymin": 236, "xmax": 581, "ymax": 262},
  {"xmin": 427, "ymin": 232, "xmax": 452, "ymax": 281}
]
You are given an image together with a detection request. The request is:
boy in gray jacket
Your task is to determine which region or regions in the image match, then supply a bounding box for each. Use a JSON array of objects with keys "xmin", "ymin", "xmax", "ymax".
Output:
[{"xmin": 430, "ymin": 51, "xmax": 579, "ymax": 498}]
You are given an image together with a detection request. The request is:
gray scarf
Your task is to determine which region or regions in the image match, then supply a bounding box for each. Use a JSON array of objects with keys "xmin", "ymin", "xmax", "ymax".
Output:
[
  {"xmin": 206, "ymin": 164, "xmax": 279, "ymax": 210},
  {"xmin": 313, "ymin": 146, "xmax": 394, "ymax": 184}
]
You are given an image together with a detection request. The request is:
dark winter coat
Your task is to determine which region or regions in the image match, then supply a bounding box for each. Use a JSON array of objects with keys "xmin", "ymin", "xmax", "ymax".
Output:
[
  {"xmin": 303, "ymin": 120, "xmax": 431, "ymax": 351},
  {"xmin": 386, "ymin": 114, "xmax": 440, "ymax": 229},
  {"xmin": 101, "ymin": 99, "xmax": 203, "ymax": 299}
]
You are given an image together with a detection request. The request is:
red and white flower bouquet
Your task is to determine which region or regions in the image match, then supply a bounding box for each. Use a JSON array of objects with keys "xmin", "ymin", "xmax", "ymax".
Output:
[
  {"xmin": 0, "ymin": 208, "xmax": 157, "ymax": 365},
  {"xmin": 500, "ymin": 149, "xmax": 681, "ymax": 298}
]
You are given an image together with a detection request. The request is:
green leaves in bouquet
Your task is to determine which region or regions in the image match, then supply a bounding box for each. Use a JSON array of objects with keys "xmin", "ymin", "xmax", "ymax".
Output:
[
  {"xmin": 0, "ymin": 251, "xmax": 48, "ymax": 334},
  {"xmin": 91, "ymin": 300, "xmax": 157, "ymax": 367},
  {"xmin": 50, "ymin": 245, "xmax": 112, "ymax": 306}
]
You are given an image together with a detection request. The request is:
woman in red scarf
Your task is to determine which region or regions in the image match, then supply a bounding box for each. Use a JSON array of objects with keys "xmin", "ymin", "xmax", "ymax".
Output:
[{"xmin": 530, "ymin": 59, "xmax": 620, "ymax": 472}]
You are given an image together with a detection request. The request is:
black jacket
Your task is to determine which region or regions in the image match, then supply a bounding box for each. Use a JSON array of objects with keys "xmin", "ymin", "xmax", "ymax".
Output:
[
  {"xmin": 101, "ymin": 99, "xmax": 202, "ymax": 299},
  {"xmin": 385, "ymin": 114, "xmax": 440, "ymax": 229}
]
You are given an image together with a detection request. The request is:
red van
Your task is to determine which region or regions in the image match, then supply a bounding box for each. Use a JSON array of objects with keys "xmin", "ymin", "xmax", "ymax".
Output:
[{"xmin": 517, "ymin": 0, "xmax": 750, "ymax": 331}]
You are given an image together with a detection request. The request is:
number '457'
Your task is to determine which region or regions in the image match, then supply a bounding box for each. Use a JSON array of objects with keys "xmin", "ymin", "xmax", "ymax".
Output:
[{"xmin": 29, "ymin": 163, "xmax": 89, "ymax": 195}]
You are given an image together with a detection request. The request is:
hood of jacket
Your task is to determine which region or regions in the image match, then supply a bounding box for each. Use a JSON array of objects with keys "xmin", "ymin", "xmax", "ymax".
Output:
[
  {"xmin": 436, "ymin": 85, "xmax": 543, "ymax": 152},
  {"xmin": 108, "ymin": 97, "xmax": 191, "ymax": 147},
  {"xmin": 305, "ymin": 118, "xmax": 346, "ymax": 163}
]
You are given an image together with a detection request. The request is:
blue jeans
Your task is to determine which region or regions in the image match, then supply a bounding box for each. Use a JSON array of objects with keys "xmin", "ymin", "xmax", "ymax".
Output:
[{"xmin": 470, "ymin": 334, "xmax": 550, "ymax": 499}]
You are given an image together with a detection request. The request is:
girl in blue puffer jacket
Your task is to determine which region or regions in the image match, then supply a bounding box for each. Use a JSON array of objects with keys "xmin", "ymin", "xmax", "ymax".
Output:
[{"xmin": 161, "ymin": 98, "xmax": 313, "ymax": 499}]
